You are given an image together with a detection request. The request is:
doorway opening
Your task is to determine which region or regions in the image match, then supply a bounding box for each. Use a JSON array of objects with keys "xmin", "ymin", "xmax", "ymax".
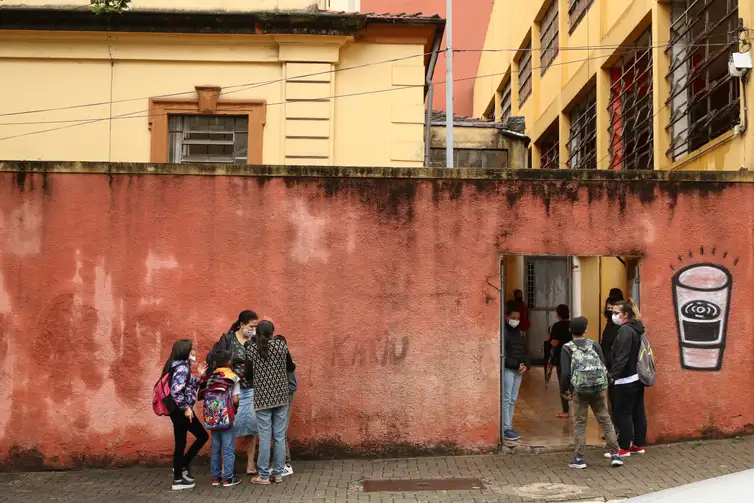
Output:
[{"xmin": 499, "ymin": 254, "xmax": 641, "ymax": 449}]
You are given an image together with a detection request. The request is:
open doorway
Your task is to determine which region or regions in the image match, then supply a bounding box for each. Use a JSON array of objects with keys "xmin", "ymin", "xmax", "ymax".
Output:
[{"xmin": 500, "ymin": 254, "xmax": 640, "ymax": 449}]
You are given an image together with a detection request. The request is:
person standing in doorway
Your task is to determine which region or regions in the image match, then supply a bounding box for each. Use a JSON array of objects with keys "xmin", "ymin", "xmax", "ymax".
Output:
[
  {"xmin": 559, "ymin": 317, "xmax": 622, "ymax": 469},
  {"xmin": 503, "ymin": 301, "xmax": 530, "ymax": 441},
  {"xmin": 610, "ymin": 300, "xmax": 648, "ymax": 457},
  {"xmin": 549, "ymin": 304, "xmax": 572, "ymax": 418},
  {"xmin": 600, "ymin": 295, "xmax": 621, "ymax": 428},
  {"xmin": 247, "ymin": 320, "xmax": 296, "ymax": 485},
  {"xmin": 512, "ymin": 289, "xmax": 531, "ymax": 333}
]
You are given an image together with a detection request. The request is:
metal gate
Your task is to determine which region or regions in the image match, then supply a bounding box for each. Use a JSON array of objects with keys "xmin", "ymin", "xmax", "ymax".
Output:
[{"xmin": 524, "ymin": 256, "xmax": 571, "ymax": 363}]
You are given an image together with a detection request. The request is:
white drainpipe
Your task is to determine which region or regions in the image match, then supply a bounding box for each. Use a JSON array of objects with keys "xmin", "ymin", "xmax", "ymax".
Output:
[{"xmin": 571, "ymin": 257, "xmax": 582, "ymax": 317}]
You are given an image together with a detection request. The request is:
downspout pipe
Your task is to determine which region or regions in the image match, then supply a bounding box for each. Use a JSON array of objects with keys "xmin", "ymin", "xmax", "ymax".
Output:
[
  {"xmin": 571, "ymin": 257, "xmax": 582, "ymax": 318},
  {"xmin": 424, "ymin": 33, "xmax": 443, "ymax": 167}
]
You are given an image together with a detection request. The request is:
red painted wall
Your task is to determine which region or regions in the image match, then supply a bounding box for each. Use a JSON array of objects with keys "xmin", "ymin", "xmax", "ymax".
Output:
[
  {"xmin": 0, "ymin": 168, "xmax": 753, "ymax": 467},
  {"xmin": 361, "ymin": 0, "xmax": 493, "ymax": 117}
]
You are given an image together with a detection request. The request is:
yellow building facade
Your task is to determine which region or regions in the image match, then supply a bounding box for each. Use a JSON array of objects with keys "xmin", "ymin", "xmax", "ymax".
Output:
[
  {"xmin": 0, "ymin": 0, "xmax": 442, "ymax": 167},
  {"xmin": 475, "ymin": 0, "xmax": 753, "ymax": 341}
]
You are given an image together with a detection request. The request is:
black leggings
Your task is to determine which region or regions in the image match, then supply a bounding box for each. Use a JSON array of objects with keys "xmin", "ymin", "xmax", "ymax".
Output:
[
  {"xmin": 613, "ymin": 382, "xmax": 647, "ymax": 450},
  {"xmin": 170, "ymin": 409, "xmax": 209, "ymax": 481}
]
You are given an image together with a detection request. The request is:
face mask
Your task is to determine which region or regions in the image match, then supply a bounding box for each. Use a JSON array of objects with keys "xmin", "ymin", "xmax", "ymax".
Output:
[
  {"xmin": 611, "ymin": 314, "xmax": 623, "ymax": 326},
  {"xmin": 189, "ymin": 354, "xmax": 196, "ymax": 362},
  {"xmin": 244, "ymin": 328, "xmax": 256, "ymax": 337},
  {"xmin": 508, "ymin": 319, "xmax": 520, "ymax": 328}
]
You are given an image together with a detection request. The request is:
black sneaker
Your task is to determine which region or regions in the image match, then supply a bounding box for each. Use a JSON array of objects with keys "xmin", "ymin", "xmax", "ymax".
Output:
[
  {"xmin": 182, "ymin": 467, "xmax": 195, "ymax": 483},
  {"xmin": 172, "ymin": 479, "xmax": 196, "ymax": 491},
  {"xmin": 223, "ymin": 476, "xmax": 242, "ymax": 488}
]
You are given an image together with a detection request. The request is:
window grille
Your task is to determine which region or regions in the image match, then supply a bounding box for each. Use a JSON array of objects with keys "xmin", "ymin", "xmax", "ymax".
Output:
[
  {"xmin": 485, "ymin": 99, "xmax": 496, "ymax": 121},
  {"xmin": 168, "ymin": 115, "xmax": 249, "ymax": 164},
  {"xmin": 518, "ymin": 41, "xmax": 533, "ymax": 106},
  {"xmin": 569, "ymin": 0, "xmax": 594, "ymax": 32},
  {"xmin": 501, "ymin": 77, "xmax": 512, "ymax": 122},
  {"xmin": 540, "ymin": 1, "xmax": 560, "ymax": 74},
  {"xmin": 607, "ymin": 29, "xmax": 654, "ymax": 170},
  {"xmin": 567, "ymin": 87, "xmax": 597, "ymax": 169},
  {"xmin": 539, "ymin": 129, "xmax": 560, "ymax": 170},
  {"xmin": 666, "ymin": 0, "xmax": 740, "ymax": 160}
]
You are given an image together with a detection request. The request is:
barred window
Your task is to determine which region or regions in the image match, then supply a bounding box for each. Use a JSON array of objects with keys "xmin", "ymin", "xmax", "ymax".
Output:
[
  {"xmin": 569, "ymin": 0, "xmax": 594, "ymax": 32},
  {"xmin": 540, "ymin": 1, "xmax": 560, "ymax": 74},
  {"xmin": 607, "ymin": 29, "xmax": 653, "ymax": 170},
  {"xmin": 667, "ymin": 0, "xmax": 740, "ymax": 160},
  {"xmin": 567, "ymin": 87, "xmax": 597, "ymax": 169},
  {"xmin": 518, "ymin": 41, "xmax": 533, "ymax": 106},
  {"xmin": 539, "ymin": 127, "xmax": 560, "ymax": 170},
  {"xmin": 168, "ymin": 115, "xmax": 248, "ymax": 164},
  {"xmin": 501, "ymin": 76, "xmax": 512, "ymax": 122},
  {"xmin": 485, "ymin": 98, "xmax": 496, "ymax": 121}
]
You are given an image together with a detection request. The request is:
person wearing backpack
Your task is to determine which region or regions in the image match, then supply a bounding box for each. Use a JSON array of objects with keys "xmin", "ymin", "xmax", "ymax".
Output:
[
  {"xmin": 246, "ymin": 320, "xmax": 296, "ymax": 485},
  {"xmin": 198, "ymin": 349, "xmax": 242, "ymax": 488},
  {"xmin": 610, "ymin": 299, "xmax": 648, "ymax": 457},
  {"xmin": 560, "ymin": 317, "xmax": 622, "ymax": 469},
  {"xmin": 160, "ymin": 340, "xmax": 209, "ymax": 491}
]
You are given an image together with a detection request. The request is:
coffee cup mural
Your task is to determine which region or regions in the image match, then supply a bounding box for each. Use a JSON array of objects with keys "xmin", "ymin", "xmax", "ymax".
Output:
[{"xmin": 672, "ymin": 263, "xmax": 732, "ymax": 371}]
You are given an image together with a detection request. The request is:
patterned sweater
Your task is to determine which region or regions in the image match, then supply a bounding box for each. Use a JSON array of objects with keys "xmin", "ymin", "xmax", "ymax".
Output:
[
  {"xmin": 169, "ymin": 360, "xmax": 199, "ymax": 411},
  {"xmin": 245, "ymin": 337, "xmax": 291, "ymax": 411}
]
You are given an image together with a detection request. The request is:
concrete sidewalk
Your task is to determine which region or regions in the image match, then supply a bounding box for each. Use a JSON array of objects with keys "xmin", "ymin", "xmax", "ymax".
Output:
[{"xmin": 1, "ymin": 437, "xmax": 753, "ymax": 503}]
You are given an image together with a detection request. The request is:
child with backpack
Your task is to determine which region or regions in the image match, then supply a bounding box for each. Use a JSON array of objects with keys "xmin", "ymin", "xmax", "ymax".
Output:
[
  {"xmin": 559, "ymin": 317, "xmax": 622, "ymax": 469},
  {"xmin": 199, "ymin": 349, "xmax": 242, "ymax": 487}
]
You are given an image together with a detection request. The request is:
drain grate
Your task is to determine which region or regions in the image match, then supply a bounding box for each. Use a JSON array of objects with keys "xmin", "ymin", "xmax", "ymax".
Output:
[{"xmin": 362, "ymin": 478, "xmax": 485, "ymax": 492}]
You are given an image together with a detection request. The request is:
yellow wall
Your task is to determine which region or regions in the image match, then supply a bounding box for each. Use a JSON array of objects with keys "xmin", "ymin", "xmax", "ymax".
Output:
[
  {"xmin": 0, "ymin": 31, "xmax": 427, "ymax": 167},
  {"xmin": 474, "ymin": 0, "xmax": 754, "ymax": 173},
  {"xmin": 579, "ymin": 256, "xmax": 600, "ymax": 342}
]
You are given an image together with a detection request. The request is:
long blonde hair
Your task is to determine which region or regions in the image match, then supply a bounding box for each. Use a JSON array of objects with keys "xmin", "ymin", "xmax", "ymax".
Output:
[{"xmin": 617, "ymin": 298, "xmax": 641, "ymax": 321}]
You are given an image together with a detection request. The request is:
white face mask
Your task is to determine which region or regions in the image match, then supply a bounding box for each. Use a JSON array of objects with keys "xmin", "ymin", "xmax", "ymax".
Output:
[
  {"xmin": 611, "ymin": 313, "xmax": 623, "ymax": 326},
  {"xmin": 188, "ymin": 354, "xmax": 196, "ymax": 362},
  {"xmin": 244, "ymin": 328, "xmax": 256, "ymax": 337},
  {"xmin": 508, "ymin": 319, "xmax": 520, "ymax": 328}
]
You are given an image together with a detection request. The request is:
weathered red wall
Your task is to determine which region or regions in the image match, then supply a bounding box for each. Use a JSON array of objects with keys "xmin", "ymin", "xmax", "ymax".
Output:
[
  {"xmin": 0, "ymin": 165, "xmax": 752, "ymax": 468},
  {"xmin": 361, "ymin": 0, "xmax": 493, "ymax": 117}
]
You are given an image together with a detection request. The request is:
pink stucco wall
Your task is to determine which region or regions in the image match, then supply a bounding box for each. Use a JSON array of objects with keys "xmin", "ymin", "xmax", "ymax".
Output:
[
  {"xmin": 0, "ymin": 165, "xmax": 752, "ymax": 468},
  {"xmin": 361, "ymin": 0, "xmax": 493, "ymax": 117}
]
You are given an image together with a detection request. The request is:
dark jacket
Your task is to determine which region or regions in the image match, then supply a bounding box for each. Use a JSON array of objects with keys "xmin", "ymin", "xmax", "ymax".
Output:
[
  {"xmin": 610, "ymin": 319, "xmax": 645, "ymax": 382},
  {"xmin": 504, "ymin": 324, "xmax": 530, "ymax": 370},
  {"xmin": 600, "ymin": 320, "xmax": 620, "ymax": 372},
  {"xmin": 549, "ymin": 319, "xmax": 572, "ymax": 367},
  {"xmin": 206, "ymin": 331, "xmax": 237, "ymax": 367},
  {"xmin": 559, "ymin": 338, "xmax": 606, "ymax": 394}
]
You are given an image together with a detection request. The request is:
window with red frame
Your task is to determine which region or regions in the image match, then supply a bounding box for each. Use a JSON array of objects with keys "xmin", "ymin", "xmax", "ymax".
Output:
[
  {"xmin": 666, "ymin": 0, "xmax": 740, "ymax": 160},
  {"xmin": 607, "ymin": 29, "xmax": 654, "ymax": 170}
]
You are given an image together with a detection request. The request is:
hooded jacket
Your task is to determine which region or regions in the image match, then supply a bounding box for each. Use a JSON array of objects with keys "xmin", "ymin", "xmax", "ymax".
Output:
[
  {"xmin": 610, "ymin": 319, "xmax": 645, "ymax": 382},
  {"xmin": 600, "ymin": 318, "xmax": 620, "ymax": 372},
  {"xmin": 504, "ymin": 323, "xmax": 530, "ymax": 370}
]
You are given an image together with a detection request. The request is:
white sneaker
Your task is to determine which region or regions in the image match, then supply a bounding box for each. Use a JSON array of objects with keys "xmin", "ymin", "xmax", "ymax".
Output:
[{"xmin": 282, "ymin": 464, "xmax": 294, "ymax": 477}]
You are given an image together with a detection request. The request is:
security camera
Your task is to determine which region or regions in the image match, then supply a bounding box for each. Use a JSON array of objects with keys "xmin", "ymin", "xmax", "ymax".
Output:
[{"xmin": 729, "ymin": 51, "xmax": 752, "ymax": 78}]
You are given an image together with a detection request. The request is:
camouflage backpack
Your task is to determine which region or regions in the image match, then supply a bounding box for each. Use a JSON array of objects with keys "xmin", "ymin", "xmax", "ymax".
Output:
[{"xmin": 566, "ymin": 340, "xmax": 608, "ymax": 394}]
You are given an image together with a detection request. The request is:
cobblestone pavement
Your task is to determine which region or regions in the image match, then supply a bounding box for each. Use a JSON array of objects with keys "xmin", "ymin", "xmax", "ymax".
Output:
[{"xmin": 1, "ymin": 437, "xmax": 753, "ymax": 503}]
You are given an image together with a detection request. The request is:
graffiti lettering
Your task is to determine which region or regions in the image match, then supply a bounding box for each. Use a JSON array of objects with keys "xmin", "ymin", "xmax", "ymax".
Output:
[
  {"xmin": 332, "ymin": 335, "xmax": 409, "ymax": 367},
  {"xmin": 672, "ymin": 262, "xmax": 732, "ymax": 372}
]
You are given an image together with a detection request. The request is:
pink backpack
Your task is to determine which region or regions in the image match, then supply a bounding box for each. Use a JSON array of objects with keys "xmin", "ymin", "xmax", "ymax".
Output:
[{"xmin": 152, "ymin": 371, "xmax": 176, "ymax": 416}]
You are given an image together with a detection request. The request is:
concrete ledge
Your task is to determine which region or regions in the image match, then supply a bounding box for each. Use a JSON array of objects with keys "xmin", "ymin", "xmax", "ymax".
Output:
[{"xmin": 1, "ymin": 161, "xmax": 753, "ymax": 183}]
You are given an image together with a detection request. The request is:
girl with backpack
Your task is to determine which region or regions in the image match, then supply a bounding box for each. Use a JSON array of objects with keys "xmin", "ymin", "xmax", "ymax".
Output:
[
  {"xmin": 161, "ymin": 339, "xmax": 209, "ymax": 491},
  {"xmin": 246, "ymin": 320, "xmax": 296, "ymax": 485}
]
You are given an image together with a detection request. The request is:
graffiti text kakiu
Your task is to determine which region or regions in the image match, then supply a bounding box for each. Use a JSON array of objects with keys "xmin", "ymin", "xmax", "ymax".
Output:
[{"xmin": 671, "ymin": 249, "xmax": 738, "ymax": 372}]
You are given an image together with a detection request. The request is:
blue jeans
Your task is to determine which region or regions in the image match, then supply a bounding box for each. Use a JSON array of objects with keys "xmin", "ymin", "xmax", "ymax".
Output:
[
  {"xmin": 210, "ymin": 429, "xmax": 236, "ymax": 479},
  {"xmin": 503, "ymin": 368, "xmax": 522, "ymax": 432},
  {"xmin": 256, "ymin": 405, "xmax": 289, "ymax": 480}
]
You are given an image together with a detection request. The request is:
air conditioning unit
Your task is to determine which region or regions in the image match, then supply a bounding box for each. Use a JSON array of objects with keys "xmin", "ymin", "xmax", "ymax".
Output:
[{"xmin": 729, "ymin": 51, "xmax": 752, "ymax": 78}]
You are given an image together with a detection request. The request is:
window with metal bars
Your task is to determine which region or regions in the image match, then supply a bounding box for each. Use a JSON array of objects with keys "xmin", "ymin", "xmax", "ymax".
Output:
[
  {"xmin": 518, "ymin": 42, "xmax": 533, "ymax": 106},
  {"xmin": 607, "ymin": 29, "xmax": 654, "ymax": 170},
  {"xmin": 501, "ymin": 76, "xmax": 512, "ymax": 122},
  {"xmin": 567, "ymin": 87, "xmax": 597, "ymax": 169},
  {"xmin": 168, "ymin": 115, "xmax": 249, "ymax": 164},
  {"xmin": 485, "ymin": 99, "xmax": 496, "ymax": 121},
  {"xmin": 539, "ymin": 128, "xmax": 560, "ymax": 170},
  {"xmin": 540, "ymin": 1, "xmax": 560, "ymax": 74},
  {"xmin": 569, "ymin": 0, "xmax": 594, "ymax": 32},
  {"xmin": 666, "ymin": 0, "xmax": 740, "ymax": 160}
]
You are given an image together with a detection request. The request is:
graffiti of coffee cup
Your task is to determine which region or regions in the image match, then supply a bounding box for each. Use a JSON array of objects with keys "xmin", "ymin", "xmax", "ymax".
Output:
[{"xmin": 672, "ymin": 263, "xmax": 732, "ymax": 371}]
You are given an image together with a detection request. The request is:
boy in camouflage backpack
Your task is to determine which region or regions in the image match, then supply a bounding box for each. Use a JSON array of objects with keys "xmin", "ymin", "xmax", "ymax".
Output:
[{"xmin": 560, "ymin": 317, "xmax": 622, "ymax": 469}]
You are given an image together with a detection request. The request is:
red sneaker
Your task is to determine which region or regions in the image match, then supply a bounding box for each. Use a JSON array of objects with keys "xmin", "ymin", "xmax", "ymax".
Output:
[
  {"xmin": 617, "ymin": 449, "xmax": 632, "ymax": 457},
  {"xmin": 211, "ymin": 477, "xmax": 222, "ymax": 487},
  {"xmin": 630, "ymin": 445, "xmax": 645, "ymax": 454}
]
